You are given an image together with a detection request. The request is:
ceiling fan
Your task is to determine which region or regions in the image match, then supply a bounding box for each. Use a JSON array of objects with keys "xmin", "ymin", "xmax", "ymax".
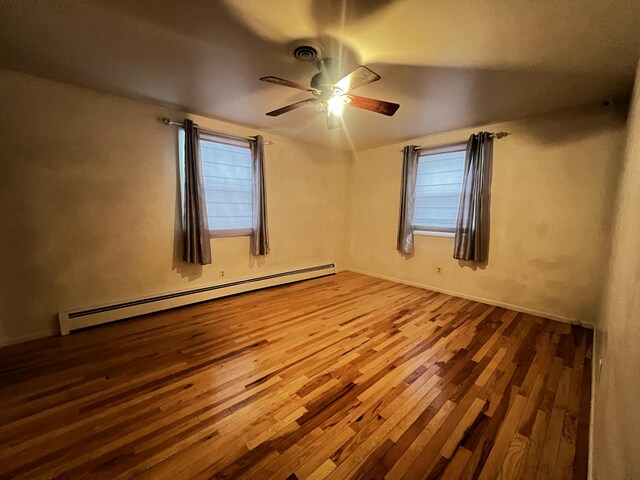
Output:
[{"xmin": 260, "ymin": 58, "xmax": 400, "ymax": 129}]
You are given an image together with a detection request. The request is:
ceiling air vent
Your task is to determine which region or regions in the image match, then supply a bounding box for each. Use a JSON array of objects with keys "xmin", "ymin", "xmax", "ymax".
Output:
[{"xmin": 291, "ymin": 40, "xmax": 324, "ymax": 62}]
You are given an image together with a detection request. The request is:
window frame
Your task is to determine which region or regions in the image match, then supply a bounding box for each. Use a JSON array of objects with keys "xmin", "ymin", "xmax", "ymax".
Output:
[
  {"xmin": 412, "ymin": 142, "xmax": 467, "ymax": 237},
  {"xmin": 198, "ymin": 131, "xmax": 254, "ymax": 238},
  {"xmin": 210, "ymin": 227, "xmax": 253, "ymax": 238}
]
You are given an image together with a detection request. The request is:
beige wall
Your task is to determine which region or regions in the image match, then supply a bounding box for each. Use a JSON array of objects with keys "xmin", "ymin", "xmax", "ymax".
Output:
[
  {"xmin": 592, "ymin": 66, "xmax": 640, "ymax": 479},
  {"xmin": 346, "ymin": 106, "xmax": 627, "ymax": 324},
  {"xmin": 0, "ymin": 68, "xmax": 351, "ymax": 345},
  {"xmin": 1, "ymin": 58, "xmax": 638, "ymax": 474},
  {"xmin": 0, "ymin": 65, "xmax": 630, "ymax": 347}
]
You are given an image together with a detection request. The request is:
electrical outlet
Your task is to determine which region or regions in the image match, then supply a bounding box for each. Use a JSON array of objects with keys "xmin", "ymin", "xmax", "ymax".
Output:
[
  {"xmin": 219, "ymin": 270, "xmax": 225, "ymax": 279},
  {"xmin": 436, "ymin": 266, "xmax": 443, "ymax": 275}
]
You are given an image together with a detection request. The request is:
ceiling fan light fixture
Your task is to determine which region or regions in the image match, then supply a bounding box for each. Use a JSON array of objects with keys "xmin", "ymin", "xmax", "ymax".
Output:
[{"xmin": 327, "ymin": 95, "xmax": 347, "ymax": 116}]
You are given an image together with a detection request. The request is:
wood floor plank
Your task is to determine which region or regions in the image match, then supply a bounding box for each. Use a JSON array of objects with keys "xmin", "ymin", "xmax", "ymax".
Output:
[{"xmin": 0, "ymin": 271, "xmax": 592, "ymax": 479}]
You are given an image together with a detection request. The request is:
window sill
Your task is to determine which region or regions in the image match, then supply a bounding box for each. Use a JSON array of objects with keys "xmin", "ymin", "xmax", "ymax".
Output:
[
  {"xmin": 413, "ymin": 229, "xmax": 455, "ymax": 239},
  {"xmin": 210, "ymin": 228, "xmax": 252, "ymax": 238}
]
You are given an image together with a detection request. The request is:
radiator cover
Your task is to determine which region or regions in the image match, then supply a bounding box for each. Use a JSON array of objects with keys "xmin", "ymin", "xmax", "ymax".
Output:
[{"xmin": 58, "ymin": 263, "xmax": 335, "ymax": 335}]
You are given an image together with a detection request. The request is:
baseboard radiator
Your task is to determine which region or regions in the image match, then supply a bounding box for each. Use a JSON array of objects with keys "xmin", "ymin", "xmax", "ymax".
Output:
[{"xmin": 58, "ymin": 263, "xmax": 336, "ymax": 335}]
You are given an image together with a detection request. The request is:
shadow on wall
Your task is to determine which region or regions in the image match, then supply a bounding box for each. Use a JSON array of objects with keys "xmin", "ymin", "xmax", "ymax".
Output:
[
  {"xmin": 514, "ymin": 100, "xmax": 629, "ymax": 145},
  {"xmin": 457, "ymin": 259, "xmax": 487, "ymax": 271},
  {"xmin": 374, "ymin": 62, "xmax": 632, "ymax": 145},
  {"xmin": 0, "ymin": 169, "xmax": 63, "ymax": 339}
]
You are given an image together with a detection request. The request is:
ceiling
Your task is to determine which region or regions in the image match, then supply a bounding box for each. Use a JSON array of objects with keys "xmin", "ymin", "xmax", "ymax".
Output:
[{"xmin": 0, "ymin": 0, "xmax": 638, "ymax": 150}]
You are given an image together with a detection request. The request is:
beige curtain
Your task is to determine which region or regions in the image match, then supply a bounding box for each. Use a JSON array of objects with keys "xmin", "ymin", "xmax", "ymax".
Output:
[
  {"xmin": 250, "ymin": 135, "xmax": 270, "ymax": 256},
  {"xmin": 397, "ymin": 145, "xmax": 420, "ymax": 255},
  {"xmin": 453, "ymin": 132, "xmax": 494, "ymax": 262},
  {"xmin": 182, "ymin": 119, "xmax": 212, "ymax": 265}
]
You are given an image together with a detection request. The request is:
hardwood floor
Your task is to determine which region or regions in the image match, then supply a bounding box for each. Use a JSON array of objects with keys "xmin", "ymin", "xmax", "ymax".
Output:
[{"xmin": 0, "ymin": 272, "xmax": 592, "ymax": 479}]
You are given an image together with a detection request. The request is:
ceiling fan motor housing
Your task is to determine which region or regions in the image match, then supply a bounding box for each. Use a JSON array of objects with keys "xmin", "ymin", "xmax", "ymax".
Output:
[
  {"xmin": 311, "ymin": 58, "xmax": 341, "ymax": 95},
  {"xmin": 310, "ymin": 72, "xmax": 335, "ymax": 95}
]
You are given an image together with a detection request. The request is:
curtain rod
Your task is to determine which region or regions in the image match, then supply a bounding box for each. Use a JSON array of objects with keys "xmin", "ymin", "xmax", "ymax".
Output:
[
  {"xmin": 162, "ymin": 118, "xmax": 273, "ymax": 145},
  {"xmin": 399, "ymin": 132, "xmax": 511, "ymax": 153}
]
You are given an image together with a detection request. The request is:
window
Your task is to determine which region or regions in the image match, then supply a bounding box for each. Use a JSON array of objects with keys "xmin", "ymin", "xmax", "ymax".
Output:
[
  {"xmin": 413, "ymin": 144, "xmax": 466, "ymax": 235},
  {"xmin": 199, "ymin": 133, "xmax": 253, "ymax": 236}
]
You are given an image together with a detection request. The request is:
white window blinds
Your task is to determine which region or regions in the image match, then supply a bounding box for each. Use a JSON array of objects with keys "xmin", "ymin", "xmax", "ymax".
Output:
[
  {"xmin": 199, "ymin": 133, "xmax": 253, "ymax": 232},
  {"xmin": 413, "ymin": 144, "xmax": 466, "ymax": 233}
]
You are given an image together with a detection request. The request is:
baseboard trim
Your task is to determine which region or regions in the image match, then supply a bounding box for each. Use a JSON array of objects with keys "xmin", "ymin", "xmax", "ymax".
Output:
[
  {"xmin": 588, "ymin": 327, "xmax": 596, "ymax": 480},
  {"xmin": 346, "ymin": 267, "xmax": 592, "ymax": 328},
  {"xmin": 59, "ymin": 263, "xmax": 336, "ymax": 335},
  {"xmin": 0, "ymin": 329, "xmax": 56, "ymax": 348}
]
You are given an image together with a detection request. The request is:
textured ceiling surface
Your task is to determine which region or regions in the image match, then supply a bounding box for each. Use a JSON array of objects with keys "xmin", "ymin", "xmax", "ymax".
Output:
[{"xmin": 0, "ymin": 0, "xmax": 638, "ymax": 150}]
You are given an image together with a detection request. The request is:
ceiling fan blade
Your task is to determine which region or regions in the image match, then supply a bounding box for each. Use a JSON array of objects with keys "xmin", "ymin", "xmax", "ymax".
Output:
[
  {"xmin": 335, "ymin": 66, "xmax": 381, "ymax": 93},
  {"xmin": 266, "ymin": 98, "xmax": 318, "ymax": 117},
  {"xmin": 327, "ymin": 114, "xmax": 341, "ymax": 130},
  {"xmin": 346, "ymin": 95, "xmax": 400, "ymax": 116},
  {"xmin": 260, "ymin": 76, "xmax": 319, "ymax": 94}
]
